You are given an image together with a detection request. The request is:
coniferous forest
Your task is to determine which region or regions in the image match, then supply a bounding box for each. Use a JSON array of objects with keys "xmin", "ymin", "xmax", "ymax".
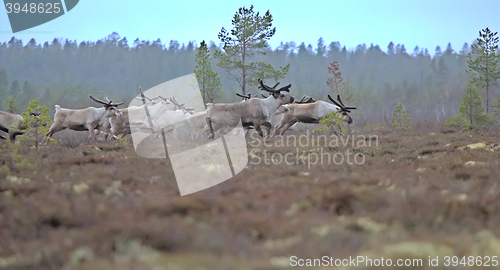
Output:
[
  {"xmin": 0, "ymin": 32, "xmax": 494, "ymax": 124},
  {"xmin": 3, "ymin": 5, "xmax": 500, "ymax": 268}
]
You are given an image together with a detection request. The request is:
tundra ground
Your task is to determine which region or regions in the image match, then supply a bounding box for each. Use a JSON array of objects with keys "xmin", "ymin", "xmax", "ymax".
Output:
[{"xmin": 1, "ymin": 129, "xmax": 500, "ymax": 269}]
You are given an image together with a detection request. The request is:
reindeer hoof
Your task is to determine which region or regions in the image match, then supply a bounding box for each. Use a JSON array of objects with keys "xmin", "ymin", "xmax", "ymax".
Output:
[{"xmin": 208, "ymin": 134, "xmax": 214, "ymax": 139}]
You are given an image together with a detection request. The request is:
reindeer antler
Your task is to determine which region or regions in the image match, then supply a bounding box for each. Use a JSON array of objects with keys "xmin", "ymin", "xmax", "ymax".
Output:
[
  {"xmin": 170, "ymin": 97, "xmax": 185, "ymax": 107},
  {"xmin": 236, "ymin": 93, "xmax": 248, "ymax": 99},
  {"xmin": 297, "ymin": 96, "xmax": 307, "ymax": 103},
  {"xmin": 303, "ymin": 96, "xmax": 316, "ymax": 103},
  {"xmin": 328, "ymin": 94, "xmax": 356, "ymax": 112},
  {"xmin": 137, "ymin": 86, "xmax": 153, "ymax": 104},
  {"xmin": 89, "ymin": 95, "xmax": 123, "ymax": 106},
  {"xmin": 258, "ymin": 79, "xmax": 291, "ymax": 93},
  {"xmin": 277, "ymin": 84, "xmax": 291, "ymax": 92},
  {"xmin": 294, "ymin": 96, "xmax": 316, "ymax": 104},
  {"xmin": 337, "ymin": 95, "xmax": 356, "ymax": 110},
  {"xmin": 157, "ymin": 95, "xmax": 168, "ymax": 102}
]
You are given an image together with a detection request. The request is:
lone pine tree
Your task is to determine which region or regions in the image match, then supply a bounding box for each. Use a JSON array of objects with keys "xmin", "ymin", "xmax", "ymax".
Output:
[{"xmin": 215, "ymin": 5, "xmax": 289, "ymax": 95}]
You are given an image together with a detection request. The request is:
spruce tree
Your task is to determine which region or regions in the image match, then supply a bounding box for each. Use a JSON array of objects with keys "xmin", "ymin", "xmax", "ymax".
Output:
[
  {"xmin": 467, "ymin": 27, "xmax": 500, "ymax": 113},
  {"xmin": 18, "ymin": 81, "xmax": 36, "ymax": 110},
  {"xmin": 446, "ymin": 83, "xmax": 490, "ymax": 130},
  {"xmin": 17, "ymin": 98, "xmax": 53, "ymax": 147},
  {"xmin": 0, "ymin": 68, "xmax": 8, "ymax": 103},
  {"xmin": 6, "ymin": 96, "xmax": 18, "ymax": 113},
  {"xmin": 194, "ymin": 41, "xmax": 222, "ymax": 104},
  {"xmin": 391, "ymin": 103, "xmax": 411, "ymax": 131},
  {"xmin": 458, "ymin": 83, "xmax": 487, "ymax": 128},
  {"xmin": 9, "ymin": 80, "xmax": 20, "ymax": 99}
]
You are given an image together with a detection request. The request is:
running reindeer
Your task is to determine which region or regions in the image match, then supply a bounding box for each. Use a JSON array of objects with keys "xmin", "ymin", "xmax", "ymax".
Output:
[{"xmin": 273, "ymin": 94, "xmax": 356, "ymax": 136}]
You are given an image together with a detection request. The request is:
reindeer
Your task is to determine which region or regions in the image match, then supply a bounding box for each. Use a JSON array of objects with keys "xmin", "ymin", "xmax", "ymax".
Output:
[
  {"xmin": 44, "ymin": 95, "xmax": 123, "ymax": 142},
  {"xmin": 169, "ymin": 94, "xmax": 254, "ymax": 141},
  {"xmin": 0, "ymin": 111, "xmax": 24, "ymax": 141},
  {"xmin": 274, "ymin": 94, "xmax": 356, "ymax": 136},
  {"xmin": 125, "ymin": 95, "xmax": 199, "ymax": 141},
  {"xmin": 106, "ymin": 88, "xmax": 181, "ymax": 139},
  {"xmin": 128, "ymin": 96, "xmax": 190, "ymax": 133},
  {"xmin": 105, "ymin": 88, "xmax": 158, "ymax": 139},
  {"xmin": 262, "ymin": 94, "xmax": 316, "ymax": 131},
  {"xmin": 203, "ymin": 79, "xmax": 295, "ymax": 139}
]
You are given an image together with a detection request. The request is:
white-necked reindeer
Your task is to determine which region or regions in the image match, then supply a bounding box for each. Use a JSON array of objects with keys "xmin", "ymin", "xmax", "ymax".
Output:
[{"xmin": 44, "ymin": 95, "xmax": 123, "ymax": 142}]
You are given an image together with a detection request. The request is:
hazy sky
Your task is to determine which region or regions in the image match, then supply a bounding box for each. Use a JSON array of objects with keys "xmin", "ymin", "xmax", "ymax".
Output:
[{"xmin": 1, "ymin": 0, "xmax": 500, "ymax": 54}]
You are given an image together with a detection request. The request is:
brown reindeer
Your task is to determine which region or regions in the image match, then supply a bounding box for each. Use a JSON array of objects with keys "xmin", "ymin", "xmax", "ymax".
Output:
[
  {"xmin": 203, "ymin": 79, "xmax": 295, "ymax": 139},
  {"xmin": 0, "ymin": 111, "xmax": 24, "ymax": 141},
  {"xmin": 274, "ymin": 94, "xmax": 356, "ymax": 136}
]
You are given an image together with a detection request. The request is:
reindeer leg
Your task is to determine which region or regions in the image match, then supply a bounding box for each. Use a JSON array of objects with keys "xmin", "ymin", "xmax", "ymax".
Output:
[
  {"xmin": 96, "ymin": 125, "xmax": 111, "ymax": 141},
  {"xmin": 42, "ymin": 132, "xmax": 50, "ymax": 145},
  {"xmin": 274, "ymin": 115, "xmax": 291, "ymax": 137},
  {"xmin": 261, "ymin": 121, "xmax": 272, "ymax": 137},
  {"xmin": 9, "ymin": 131, "xmax": 24, "ymax": 141},
  {"xmin": 43, "ymin": 123, "xmax": 63, "ymax": 144},
  {"xmin": 86, "ymin": 124, "xmax": 97, "ymax": 143},
  {"xmin": 206, "ymin": 117, "xmax": 215, "ymax": 139},
  {"xmin": 244, "ymin": 128, "xmax": 250, "ymax": 138},
  {"xmin": 254, "ymin": 123, "xmax": 264, "ymax": 137},
  {"xmin": 278, "ymin": 120, "xmax": 297, "ymax": 136},
  {"xmin": 273, "ymin": 122, "xmax": 284, "ymax": 137}
]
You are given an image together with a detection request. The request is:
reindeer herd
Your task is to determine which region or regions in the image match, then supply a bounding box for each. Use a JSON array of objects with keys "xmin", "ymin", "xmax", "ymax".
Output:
[{"xmin": 0, "ymin": 79, "xmax": 356, "ymax": 143}]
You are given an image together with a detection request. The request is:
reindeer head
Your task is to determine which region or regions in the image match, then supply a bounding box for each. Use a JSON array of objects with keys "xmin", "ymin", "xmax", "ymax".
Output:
[
  {"xmin": 89, "ymin": 95, "xmax": 123, "ymax": 116},
  {"xmin": 258, "ymin": 79, "xmax": 295, "ymax": 105},
  {"xmin": 328, "ymin": 94, "xmax": 356, "ymax": 124}
]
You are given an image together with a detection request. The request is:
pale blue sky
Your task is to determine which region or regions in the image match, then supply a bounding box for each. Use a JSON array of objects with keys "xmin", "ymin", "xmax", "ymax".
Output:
[{"xmin": 1, "ymin": 0, "xmax": 500, "ymax": 54}]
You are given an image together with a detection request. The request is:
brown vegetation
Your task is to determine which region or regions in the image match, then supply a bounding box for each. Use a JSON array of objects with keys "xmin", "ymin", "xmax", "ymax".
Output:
[{"xmin": 1, "ymin": 129, "xmax": 500, "ymax": 269}]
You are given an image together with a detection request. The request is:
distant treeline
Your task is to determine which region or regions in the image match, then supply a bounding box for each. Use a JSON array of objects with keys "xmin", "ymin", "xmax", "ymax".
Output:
[{"xmin": 0, "ymin": 32, "xmax": 486, "ymax": 123}]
